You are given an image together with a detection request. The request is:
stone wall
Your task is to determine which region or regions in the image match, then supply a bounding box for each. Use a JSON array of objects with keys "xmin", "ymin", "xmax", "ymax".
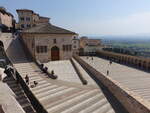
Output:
[
  {"xmin": 97, "ymin": 50, "xmax": 150, "ymax": 71},
  {"xmin": 74, "ymin": 55, "xmax": 150, "ymax": 113},
  {"xmin": 0, "ymin": 12, "xmax": 13, "ymax": 28},
  {"xmin": 21, "ymin": 33, "xmax": 78, "ymax": 62}
]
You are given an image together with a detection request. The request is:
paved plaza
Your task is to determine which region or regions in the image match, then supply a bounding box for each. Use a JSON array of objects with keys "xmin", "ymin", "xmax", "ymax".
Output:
[
  {"xmin": 44, "ymin": 60, "xmax": 82, "ymax": 84},
  {"xmin": 82, "ymin": 56, "xmax": 150, "ymax": 101},
  {"xmin": 45, "ymin": 59, "xmax": 98, "ymax": 86}
]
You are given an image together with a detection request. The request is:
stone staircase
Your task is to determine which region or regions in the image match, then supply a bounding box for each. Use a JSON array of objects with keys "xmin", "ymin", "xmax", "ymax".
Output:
[
  {"xmin": 3, "ymin": 34, "xmax": 124, "ymax": 113},
  {"xmin": 3, "ymin": 76, "xmax": 36, "ymax": 113},
  {"xmin": 14, "ymin": 62, "xmax": 116, "ymax": 113}
]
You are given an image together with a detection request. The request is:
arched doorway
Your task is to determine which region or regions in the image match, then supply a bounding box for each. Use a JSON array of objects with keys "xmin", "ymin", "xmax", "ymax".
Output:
[{"xmin": 51, "ymin": 46, "xmax": 59, "ymax": 61}]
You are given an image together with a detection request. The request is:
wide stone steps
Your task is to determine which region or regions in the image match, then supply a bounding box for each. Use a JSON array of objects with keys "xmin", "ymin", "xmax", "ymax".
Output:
[
  {"xmin": 46, "ymin": 89, "xmax": 103, "ymax": 113},
  {"xmin": 14, "ymin": 62, "xmax": 115, "ymax": 113},
  {"xmin": 3, "ymin": 76, "xmax": 36, "ymax": 113},
  {"xmin": 79, "ymin": 98, "xmax": 108, "ymax": 113},
  {"xmin": 60, "ymin": 93, "xmax": 104, "ymax": 113}
]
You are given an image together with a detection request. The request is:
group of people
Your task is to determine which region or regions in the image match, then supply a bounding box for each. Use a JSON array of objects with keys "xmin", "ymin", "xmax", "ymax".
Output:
[
  {"xmin": 24, "ymin": 69, "xmax": 56, "ymax": 87},
  {"xmin": 4, "ymin": 65, "xmax": 15, "ymax": 77},
  {"xmin": 40, "ymin": 64, "xmax": 55, "ymax": 77},
  {"xmin": 86, "ymin": 56, "xmax": 94, "ymax": 60},
  {"xmin": 25, "ymin": 74, "xmax": 38, "ymax": 88}
]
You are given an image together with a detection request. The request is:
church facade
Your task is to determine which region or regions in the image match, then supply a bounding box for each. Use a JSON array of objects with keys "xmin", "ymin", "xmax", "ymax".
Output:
[{"xmin": 21, "ymin": 23, "xmax": 79, "ymax": 62}]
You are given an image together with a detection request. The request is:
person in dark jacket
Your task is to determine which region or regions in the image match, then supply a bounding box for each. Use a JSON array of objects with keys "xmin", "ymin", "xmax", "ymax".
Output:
[
  {"xmin": 107, "ymin": 70, "xmax": 109, "ymax": 75},
  {"xmin": 4, "ymin": 65, "xmax": 12, "ymax": 77},
  {"xmin": 25, "ymin": 74, "xmax": 29, "ymax": 85}
]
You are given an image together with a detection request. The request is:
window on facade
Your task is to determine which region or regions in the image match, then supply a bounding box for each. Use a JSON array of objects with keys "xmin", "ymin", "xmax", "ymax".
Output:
[
  {"xmin": 73, "ymin": 45, "xmax": 76, "ymax": 49},
  {"xmin": 21, "ymin": 24, "xmax": 24, "ymax": 28},
  {"xmin": 63, "ymin": 45, "xmax": 65, "ymax": 51},
  {"xmin": 66, "ymin": 45, "xmax": 69, "ymax": 51},
  {"xmin": 53, "ymin": 39, "xmax": 56, "ymax": 44},
  {"xmin": 33, "ymin": 24, "xmax": 36, "ymax": 27},
  {"xmin": 43, "ymin": 46, "xmax": 47, "ymax": 53},
  {"xmin": 20, "ymin": 17, "xmax": 24, "ymax": 21},
  {"xmin": 36, "ymin": 46, "xmax": 47, "ymax": 53},
  {"xmin": 32, "ymin": 40, "xmax": 34, "ymax": 48},
  {"xmin": 74, "ymin": 41, "xmax": 76, "ymax": 44},
  {"xmin": 63, "ymin": 45, "xmax": 72, "ymax": 51},
  {"xmin": 69, "ymin": 45, "xmax": 72, "ymax": 51},
  {"xmin": 36, "ymin": 46, "xmax": 40, "ymax": 53},
  {"xmin": 26, "ymin": 17, "xmax": 30, "ymax": 21},
  {"xmin": 27, "ymin": 24, "xmax": 31, "ymax": 28}
]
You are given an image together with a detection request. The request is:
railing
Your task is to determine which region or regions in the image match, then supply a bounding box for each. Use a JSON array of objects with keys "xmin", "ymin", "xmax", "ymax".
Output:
[
  {"xmin": 70, "ymin": 58, "xmax": 87, "ymax": 85},
  {"xmin": 74, "ymin": 55, "xmax": 150, "ymax": 113},
  {"xmin": 96, "ymin": 50, "xmax": 150, "ymax": 72}
]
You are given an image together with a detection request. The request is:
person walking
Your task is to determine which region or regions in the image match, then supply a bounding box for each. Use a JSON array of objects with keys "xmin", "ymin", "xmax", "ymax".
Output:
[
  {"xmin": 107, "ymin": 70, "xmax": 109, "ymax": 75},
  {"xmin": 109, "ymin": 60, "xmax": 112, "ymax": 65},
  {"xmin": 25, "ymin": 74, "xmax": 29, "ymax": 85}
]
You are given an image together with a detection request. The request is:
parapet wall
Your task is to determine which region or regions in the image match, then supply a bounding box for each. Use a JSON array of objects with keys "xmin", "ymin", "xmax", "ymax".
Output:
[
  {"xmin": 97, "ymin": 50, "xmax": 150, "ymax": 71},
  {"xmin": 74, "ymin": 55, "xmax": 150, "ymax": 113}
]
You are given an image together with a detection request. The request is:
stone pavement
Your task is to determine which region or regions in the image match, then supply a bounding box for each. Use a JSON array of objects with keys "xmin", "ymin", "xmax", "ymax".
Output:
[
  {"xmin": 81, "ymin": 56, "xmax": 150, "ymax": 102},
  {"xmin": 44, "ymin": 60, "xmax": 82, "ymax": 84}
]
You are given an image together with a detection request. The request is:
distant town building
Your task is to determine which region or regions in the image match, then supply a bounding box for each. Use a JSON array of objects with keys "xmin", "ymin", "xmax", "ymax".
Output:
[
  {"xmin": 0, "ymin": 7, "xmax": 14, "ymax": 32},
  {"xmin": 16, "ymin": 9, "xmax": 50, "ymax": 29},
  {"xmin": 79, "ymin": 36, "xmax": 103, "ymax": 54},
  {"xmin": 21, "ymin": 23, "xmax": 79, "ymax": 62},
  {"xmin": 72, "ymin": 36, "xmax": 80, "ymax": 55}
]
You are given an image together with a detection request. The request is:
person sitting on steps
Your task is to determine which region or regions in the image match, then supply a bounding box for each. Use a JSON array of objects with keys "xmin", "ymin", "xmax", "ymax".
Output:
[
  {"xmin": 43, "ymin": 67, "xmax": 48, "ymax": 73},
  {"xmin": 51, "ymin": 70, "xmax": 54, "ymax": 75},
  {"xmin": 34, "ymin": 81, "xmax": 38, "ymax": 86}
]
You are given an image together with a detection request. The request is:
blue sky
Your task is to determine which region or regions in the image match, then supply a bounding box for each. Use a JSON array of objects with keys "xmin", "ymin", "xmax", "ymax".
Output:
[{"xmin": 1, "ymin": 0, "xmax": 150, "ymax": 36}]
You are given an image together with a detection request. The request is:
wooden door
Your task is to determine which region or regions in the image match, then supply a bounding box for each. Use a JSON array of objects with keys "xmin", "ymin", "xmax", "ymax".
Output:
[{"xmin": 51, "ymin": 46, "xmax": 59, "ymax": 61}]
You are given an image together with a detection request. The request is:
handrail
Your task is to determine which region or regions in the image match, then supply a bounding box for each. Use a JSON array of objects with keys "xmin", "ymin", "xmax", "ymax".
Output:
[{"xmin": 70, "ymin": 58, "xmax": 87, "ymax": 85}]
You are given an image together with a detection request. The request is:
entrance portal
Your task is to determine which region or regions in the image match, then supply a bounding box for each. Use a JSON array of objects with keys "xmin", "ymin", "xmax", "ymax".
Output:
[{"xmin": 51, "ymin": 46, "xmax": 59, "ymax": 61}]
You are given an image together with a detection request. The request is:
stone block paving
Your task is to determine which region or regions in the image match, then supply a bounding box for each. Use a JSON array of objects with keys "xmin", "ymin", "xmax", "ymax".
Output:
[
  {"xmin": 81, "ymin": 56, "xmax": 150, "ymax": 101},
  {"xmin": 44, "ymin": 60, "xmax": 81, "ymax": 84}
]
